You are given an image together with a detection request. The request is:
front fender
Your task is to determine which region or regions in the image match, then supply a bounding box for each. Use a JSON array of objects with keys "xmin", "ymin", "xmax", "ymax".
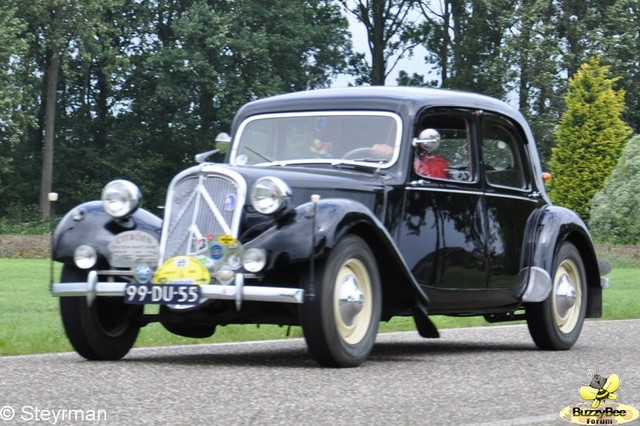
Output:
[
  {"xmin": 245, "ymin": 198, "xmax": 429, "ymax": 307},
  {"xmin": 522, "ymin": 205, "xmax": 602, "ymax": 317},
  {"xmin": 53, "ymin": 201, "xmax": 163, "ymax": 265}
]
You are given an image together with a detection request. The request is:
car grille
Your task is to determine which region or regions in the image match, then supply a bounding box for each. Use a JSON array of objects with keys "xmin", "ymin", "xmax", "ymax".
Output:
[{"xmin": 159, "ymin": 167, "xmax": 246, "ymax": 264}]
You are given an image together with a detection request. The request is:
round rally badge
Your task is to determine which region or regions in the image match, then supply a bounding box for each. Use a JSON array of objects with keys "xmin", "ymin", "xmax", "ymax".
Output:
[
  {"xmin": 153, "ymin": 256, "xmax": 211, "ymax": 285},
  {"xmin": 210, "ymin": 243, "xmax": 224, "ymax": 260},
  {"xmin": 134, "ymin": 263, "xmax": 153, "ymax": 284}
]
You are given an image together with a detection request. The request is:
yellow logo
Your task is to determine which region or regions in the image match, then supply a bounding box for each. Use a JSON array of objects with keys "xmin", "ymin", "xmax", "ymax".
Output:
[
  {"xmin": 152, "ymin": 256, "xmax": 211, "ymax": 285},
  {"xmin": 560, "ymin": 372, "xmax": 639, "ymax": 425}
]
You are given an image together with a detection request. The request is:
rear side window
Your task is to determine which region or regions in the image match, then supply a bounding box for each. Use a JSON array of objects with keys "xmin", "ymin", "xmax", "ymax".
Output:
[{"xmin": 481, "ymin": 118, "xmax": 526, "ymax": 189}]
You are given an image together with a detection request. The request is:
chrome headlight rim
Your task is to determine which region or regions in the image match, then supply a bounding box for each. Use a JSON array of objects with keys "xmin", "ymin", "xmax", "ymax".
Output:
[
  {"xmin": 243, "ymin": 248, "xmax": 267, "ymax": 273},
  {"xmin": 250, "ymin": 177, "xmax": 291, "ymax": 215},
  {"xmin": 74, "ymin": 245, "xmax": 97, "ymax": 269},
  {"xmin": 101, "ymin": 179, "xmax": 142, "ymax": 218}
]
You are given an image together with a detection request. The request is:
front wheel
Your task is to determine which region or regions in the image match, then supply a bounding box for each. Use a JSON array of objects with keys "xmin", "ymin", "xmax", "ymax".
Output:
[
  {"xmin": 59, "ymin": 265, "xmax": 141, "ymax": 360},
  {"xmin": 526, "ymin": 242, "xmax": 587, "ymax": 350},
  {"xmin": 301, "ymin": 235, "xmax": 381, "ymax": 367}
]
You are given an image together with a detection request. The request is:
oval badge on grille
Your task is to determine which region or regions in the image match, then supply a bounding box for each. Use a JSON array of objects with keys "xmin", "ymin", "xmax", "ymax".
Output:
[{"xmin": 223, "ymin": 193, "xmax": 236, "ymax": 211}]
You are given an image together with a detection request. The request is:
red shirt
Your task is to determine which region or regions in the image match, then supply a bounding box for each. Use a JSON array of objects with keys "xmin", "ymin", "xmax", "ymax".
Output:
[{"xmin": 414, "ymin": 153, "xmax": 449, "ymax": 178}]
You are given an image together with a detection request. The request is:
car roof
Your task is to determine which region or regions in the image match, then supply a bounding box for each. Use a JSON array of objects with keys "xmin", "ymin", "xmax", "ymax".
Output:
[{"xmin": 233, "ymin": 86, "xmax": 530, "ymax": 133}]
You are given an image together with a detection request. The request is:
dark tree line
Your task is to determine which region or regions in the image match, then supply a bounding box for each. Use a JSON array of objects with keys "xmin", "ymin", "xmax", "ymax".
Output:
[{"xmin": 0, "ymin": 0, "xmax": 639, "ymax": 220}]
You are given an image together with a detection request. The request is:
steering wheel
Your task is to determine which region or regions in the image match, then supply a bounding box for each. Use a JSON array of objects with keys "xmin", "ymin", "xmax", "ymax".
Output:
[{"xmin": 342, "ymin": 147, "xmax": 374, "ymax": 160}]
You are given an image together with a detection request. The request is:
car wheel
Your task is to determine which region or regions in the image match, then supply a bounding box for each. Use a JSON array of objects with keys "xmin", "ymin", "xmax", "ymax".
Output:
[
  {"xmin": 59, "ymin": 265, "xmax": 141, "ymax": 360},
  {"xmin": 526, "ymin": 242, "xmax": 586, "ymax": 350},
  {"xmin": 300, "ymin": 235, "xmax": 381, "ymax": 367}
]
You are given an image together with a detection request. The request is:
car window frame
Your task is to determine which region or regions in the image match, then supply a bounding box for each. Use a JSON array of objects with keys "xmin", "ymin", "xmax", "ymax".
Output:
[
  {"xmin": 411, "ymin": 108, "xmax": 480, "ymax": 185},
  {"xmin": 479, "ymin": 113, "xmax": 532, "ymax": 192}
]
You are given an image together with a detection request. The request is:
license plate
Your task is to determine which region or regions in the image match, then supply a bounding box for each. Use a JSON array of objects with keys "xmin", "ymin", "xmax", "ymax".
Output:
[{"xmin": 124, "ymin": 283, "xmax": 201, "ymax": 305}]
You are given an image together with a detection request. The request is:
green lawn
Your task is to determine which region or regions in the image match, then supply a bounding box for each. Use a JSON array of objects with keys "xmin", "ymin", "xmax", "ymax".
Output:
[{"xmin": 0, "ymin": 258, "xmax": 637, "ymax": 356}]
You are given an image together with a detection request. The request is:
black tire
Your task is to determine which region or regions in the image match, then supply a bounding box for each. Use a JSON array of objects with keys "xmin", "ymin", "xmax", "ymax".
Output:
[
  {"xmin": 301, "ymin": 235, "xmax": 381, "ymax": 367},
  {"xmin": 526, "ymin": 242, "xmax": 587, "ymax": 350},
  {"xmin": 59, "ymin": 265, "xmax": 141, "ymax": 360}
]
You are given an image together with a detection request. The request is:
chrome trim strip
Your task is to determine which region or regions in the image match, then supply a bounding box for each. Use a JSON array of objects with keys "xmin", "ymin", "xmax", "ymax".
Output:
[
  {"xmin": 230, "ymin": 111, "xmax": 403, "ymax": 169},
  {"xmin": 406, "ymin": 185, "xmax": 537, "ymax": 203}
]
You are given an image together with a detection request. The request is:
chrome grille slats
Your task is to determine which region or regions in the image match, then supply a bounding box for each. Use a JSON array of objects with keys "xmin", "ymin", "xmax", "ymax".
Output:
[{"xmin": 159, "ymin": 165, "xmax": 247, "ymax": 264}]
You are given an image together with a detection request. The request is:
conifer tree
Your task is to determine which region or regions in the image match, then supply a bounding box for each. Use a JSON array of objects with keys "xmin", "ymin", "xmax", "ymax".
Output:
[{"xmin": 548, "ymin": 56, "xmax": 632, "ymax": 220}]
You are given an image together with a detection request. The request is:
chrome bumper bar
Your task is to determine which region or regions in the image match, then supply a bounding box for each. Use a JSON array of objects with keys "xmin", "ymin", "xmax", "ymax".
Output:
[{"xmin": 51, "ymin": 270, "xmax": 305, "ymax": 307}]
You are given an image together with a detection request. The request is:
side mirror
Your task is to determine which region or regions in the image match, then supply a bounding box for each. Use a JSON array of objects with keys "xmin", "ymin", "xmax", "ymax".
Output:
[
  {"xmin": 195, "ymin": 132, "xmax": 232, "ymax": 163},
  {"xmin": 215, "ymin": 132, "xmax": 231, "ymax": 145},
  {"xmin": 412, "ymin": 128, "xmax": 441, "ymax": 152}
]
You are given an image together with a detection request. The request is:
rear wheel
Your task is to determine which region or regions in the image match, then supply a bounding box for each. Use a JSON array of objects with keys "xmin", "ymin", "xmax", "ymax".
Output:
[
  {"xmin": 59, "ymin": 265, "xmax": 141, "ymax": 360},
  {"xmin": 526, "ymin": 242, "xmax": 586, "ymax": 350},
  {"xmin": 301, "ymin": 235, "xmax": 381, "ymax": 367}
]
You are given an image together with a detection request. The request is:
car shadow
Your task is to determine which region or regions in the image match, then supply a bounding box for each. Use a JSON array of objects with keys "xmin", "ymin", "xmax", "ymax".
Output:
[{"xmin": 120, "ymin": 337, "xmax": 537, "ymax": 369}]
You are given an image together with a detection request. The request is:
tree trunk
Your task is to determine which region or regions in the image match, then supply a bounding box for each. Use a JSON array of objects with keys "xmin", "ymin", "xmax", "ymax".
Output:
[{"xmin": 39, "ymin": 6, "xmax": 63, "ymax": 219}]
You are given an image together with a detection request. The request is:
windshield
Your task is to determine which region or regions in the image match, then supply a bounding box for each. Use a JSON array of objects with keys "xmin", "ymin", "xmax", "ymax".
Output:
[{"xmin": 230, "ymin": 111, "xmax": 401, "ymax": 167}]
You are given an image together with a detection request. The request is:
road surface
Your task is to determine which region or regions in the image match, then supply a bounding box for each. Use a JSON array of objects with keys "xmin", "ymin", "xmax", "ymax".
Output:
[{"xmin": 1, "ymin": 320, "xmax": 639, "ymax": 425}]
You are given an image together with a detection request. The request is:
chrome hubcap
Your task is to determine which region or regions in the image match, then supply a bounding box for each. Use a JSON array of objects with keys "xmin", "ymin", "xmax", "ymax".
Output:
[
  {"xmin": 555, "ymin": 274, "xmax": 577, "ymax": 318},
  {"xmin": 338, "ymin": 275, "xmax": 365, "ymax": 327},
  {"xmin": 333, "ymin": 258, "xmax": 372, "ymax": 345},
  {"xmin": 552, "ymin": 259, "xmax": 582, "ymax": 333}
]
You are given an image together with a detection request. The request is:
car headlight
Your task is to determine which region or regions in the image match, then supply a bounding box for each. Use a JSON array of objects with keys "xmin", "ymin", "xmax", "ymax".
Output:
[
  {"xmin": 101, "ymin": 180, "xmax": 142, "ymax": 218},
  {"xmin": 74, "ymin": 245, "xmax": 97, "ymax": 269},
  {"xmin": 243, "ymin": 248, "xmax": 266, "ymax": 272},
  {"xmin": 250, "ymin": 177, "xmax": 291, "ymax": 215}
]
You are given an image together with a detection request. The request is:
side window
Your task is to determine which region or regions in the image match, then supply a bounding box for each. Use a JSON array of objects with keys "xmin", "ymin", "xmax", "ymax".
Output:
[
  {"xmin": 481, "ymin": 118, "xmax": 526, "ymax": 189},
  {"xmin": 414, "ymin": 114, "xmax": 473, "ymax": 182}
]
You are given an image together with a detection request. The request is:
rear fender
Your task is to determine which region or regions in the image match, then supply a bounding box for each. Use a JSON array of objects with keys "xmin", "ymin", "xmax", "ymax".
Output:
[{"xmin": 520, "ymin": 206, "xmax": 602, "ymax": 317}]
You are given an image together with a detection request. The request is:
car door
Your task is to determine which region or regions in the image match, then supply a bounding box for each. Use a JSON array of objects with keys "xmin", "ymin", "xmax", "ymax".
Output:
[
  {"xmin": 480, "ymin": 113, "xmax": 541, "ymax": 293},
  {"xmin": 398, "ymin": 109, "xmax": 488, "ymax": 308}
]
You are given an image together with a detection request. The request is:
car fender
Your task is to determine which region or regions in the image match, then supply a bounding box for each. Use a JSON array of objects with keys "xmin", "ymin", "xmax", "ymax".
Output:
[
  {"xmin": 53, "ymin": 201, "xmax": 163, "ymax": 265},
  {"xmin": 520, "ymin": 205, "xmax": 601, "ymax": 317},
  {"xmin": 244, "ymin": 198, "xmax": 429, "ymax": 307}
]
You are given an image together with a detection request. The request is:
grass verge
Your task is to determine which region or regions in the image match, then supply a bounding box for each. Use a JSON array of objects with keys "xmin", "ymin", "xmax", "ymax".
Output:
[{"xmin": 0, "ymin": 258, "xmax": 637, "ymax": 356}]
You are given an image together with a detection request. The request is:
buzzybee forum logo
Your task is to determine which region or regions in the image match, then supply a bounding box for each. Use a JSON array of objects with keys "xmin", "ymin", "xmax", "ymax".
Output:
[{"xmin": 560, "ymin": 370, "xmax": 639, "ymax": 424}]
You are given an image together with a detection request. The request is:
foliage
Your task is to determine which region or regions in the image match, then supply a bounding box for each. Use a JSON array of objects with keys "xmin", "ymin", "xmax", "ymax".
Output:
[
  {"xmin": 590, "ymin": 135, "xmax": 640, "ymax": 244},
  {"xmin": 339, "ymin": 0, "xmax": 420, "ymax": 85},
  {"xmin": 547, "ymin": 56, "xmax": 631, "ymax": 221},
  {"xmin": 3, "ymin": 2, "xmax": 640, "ymax": 222},
  {"xmin": 0, "ymin": 0, "xmax": 351, "ymax": 217}
]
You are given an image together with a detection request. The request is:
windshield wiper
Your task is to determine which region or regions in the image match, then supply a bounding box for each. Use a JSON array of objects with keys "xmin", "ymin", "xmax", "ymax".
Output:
[{"xmin": 243, "ymin": 146, "xmax": 275, "ymax": 163}]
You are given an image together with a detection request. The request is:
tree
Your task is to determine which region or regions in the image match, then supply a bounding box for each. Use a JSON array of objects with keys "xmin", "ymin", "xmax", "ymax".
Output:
[
  {"xmin": 502, "ymin": 0, "xmax": 565, "ymax": 165},
  {"xmin": 589, "ymin": 135, "xmax": 640, "ymax": 244},
  {"xmin": 547, "ymin": 56, "xmax": 632, "ymax": 220},
  {"xmin": 102, "ymin": 0, "xmax": 352, "ymax": 210},
  {"xmin": 410, "ymin": 0, "xmax": 513, "ymax": 98},
  {"xmin": 339, "ymin": 0, "xmax": 421, "ymax": 85},
  {"xmin": 0, "ymin": 5, "xmax": 29, "ymax": 203},
  {"xmin": 593, "ymin": 0, "xmax": 640, "ymax": 132}
]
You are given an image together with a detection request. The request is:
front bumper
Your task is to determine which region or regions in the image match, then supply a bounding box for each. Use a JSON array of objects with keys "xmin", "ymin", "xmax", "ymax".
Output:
[{"xmin": 51, "ymin": 270, "xmax": 305, "ymax": 309}]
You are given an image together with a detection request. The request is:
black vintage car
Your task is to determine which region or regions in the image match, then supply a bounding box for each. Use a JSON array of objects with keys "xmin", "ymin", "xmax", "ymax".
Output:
[{"xmin": 51, "ymin": 86, "xmax": 610, "ymax": 367}]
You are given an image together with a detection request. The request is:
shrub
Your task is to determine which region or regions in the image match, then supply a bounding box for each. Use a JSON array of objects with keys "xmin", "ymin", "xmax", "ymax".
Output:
[
  {"xmin": 590, "ymin": 135, "xmax": 640, "ymax": 244},
  {"xmin": 547, "ymin": 57, "xmax": 632, "ymax": 221}
]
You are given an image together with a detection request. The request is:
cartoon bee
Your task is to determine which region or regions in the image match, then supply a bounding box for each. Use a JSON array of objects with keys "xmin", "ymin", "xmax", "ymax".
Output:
[{"xmin": 579, "ymin": 373, "xmax": 620, "ymax": 408}]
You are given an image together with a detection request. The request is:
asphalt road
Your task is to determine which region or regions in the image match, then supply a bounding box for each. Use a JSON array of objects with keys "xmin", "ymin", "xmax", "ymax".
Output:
[{"xmin": 1, "ymin": 320, "xmax": 639, "ymax": 426}]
